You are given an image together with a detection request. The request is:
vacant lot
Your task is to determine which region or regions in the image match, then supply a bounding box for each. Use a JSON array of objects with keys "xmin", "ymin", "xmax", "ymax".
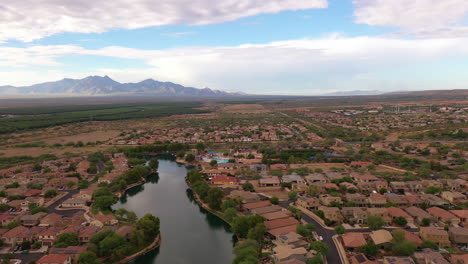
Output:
[{"xmin": 221, "ymin": 104, "xmax": 270, "ymax": 114}]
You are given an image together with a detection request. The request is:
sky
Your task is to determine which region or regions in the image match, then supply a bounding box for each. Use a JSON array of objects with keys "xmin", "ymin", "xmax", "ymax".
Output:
[{"xmin": 0, "ymin": 0, "xmax": 468, "ymax": 95}]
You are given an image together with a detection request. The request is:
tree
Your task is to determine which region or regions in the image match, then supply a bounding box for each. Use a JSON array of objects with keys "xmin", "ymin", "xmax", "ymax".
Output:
[
  {"xmin": 185, "ymin": 153, "xmax": 195, "ymax": 162},
  {"xmin": 21, "ymin": 240, "xmax": 31, "ymax": 250},
  {"xmin": 206, "ymin": 188, "xmax": 224, "ymax": 210},
  {"xmin": 297, "ymin": 223, "xmax": 315, "ymax": 237},
  {"xmin": 67, "ymin": 181, "xmax": 76, "ymax": 189},
  {"xmin": 367, "ymin": 215, "xmax": 384, "ymax": 230},
  {"xmin": 78, "ymin": 180, "xmax": 89, "ymax": 189},
  {"xmin": 7, "ymin": 220, "xmax": 20, "ymax": 229},
  {"xmin": 247, "ymin": 223, "xmax": 267, "ymax": 243},
  {"xmin": 193, "ymin": 181, "xmax": 210, "ymax": 200},
  {"xmin": 78, "ymin": 251, "xmax": 101, "ymax": 264},
  {"xmin": 310, "ymin": 241, "xmax": 329, "ymax": 255},
  {"xmin": 221, "ymin": 198, "xmax": 237, "ymax": 212},
  {"xmin": 391, "ymin": 229, "xmax": 406, "ymax": 243},
  {"xmin": 334, "ymin": 225, "xmax": 345, "ymax": 235},
  {"xmin": 307, "ymin": 255, "xmax": 324, "ymax": 264},
  {"xmin": 392, "ymin": 241, "xmax": 417, "ymax": 256},
  {"xmin": 55, "ymin": 233, "xmax": 79, "ymax": 248},
  {"xmin": 210, "ymin": 160, "xmax": 218, "ymax": 166},
  {"xmin": 224, "ymin": 208, "xmax": 237, "ymax": 223},
  {"xmin": 232, "ymin": 239, "xmax": 260, "ymax": 264},
  {"xmin": 231, "ymin": 215, "xmax": 263, "ymax": 239},
  {"xmin": 420, "ymin": 218, "xmax": 431, "ymax": 226},
  {"xmin": 288, "ymin": 190, "xmax": 298, "ymax": 200},
  {"xmin": 359, "ymin": 242, "xmax": 378, "ymax": 256},
  {"xmin": 421, "ymin": 240, "xmax": 438, "ymax": 250},
  {"xmin": 425, "ymin": 186, "xmax": 442, "ymax": 194},
  {"xmin": 270, "ymin": 197, "xmax": 279, "ymax": 205},
  {"xmin": 195, "ymin": 142, "xmax": 205, "ymax": 152},
  {"xmin": 242, "ymin": 182, "xmax": 255, "ymax": 192},
  {"xmin": 394, "ymin": 216, "xmax": 408, "ymax": 226},
  {"xmin": 149, "ymin": 158, "xmax": 159, "ymax": 171},
  {"xmin": 44, "ymin": 189, "xmax": 58, "ymax": 198},
  {"xmin": 307, "ymin": 185, "xmax": 320, "ymax": 197}
]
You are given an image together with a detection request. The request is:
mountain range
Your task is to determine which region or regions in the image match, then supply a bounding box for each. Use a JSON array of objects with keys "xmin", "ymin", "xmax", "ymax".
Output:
[{"xmin": 0, "ymin": 76, "xmax": 240, "ymax": 97}]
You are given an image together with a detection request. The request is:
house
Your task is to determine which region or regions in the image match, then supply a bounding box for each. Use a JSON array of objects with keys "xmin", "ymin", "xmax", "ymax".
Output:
[
  {"xmin": 451, "ymin": 254, "xmax": 468, "ymax": 264},
  {"xmin": 61, "ymin": 198, "xmax": 86, "ymax": 208},
  {"xmin": 265, "ymin": 218, "xmax": 299, "ymax": 230},
  {"xmin": 414, "ymin": 248, "xmax": 449, "ymax": 264},
  {"xmin": 211, "ymin": 176, "xmax": 239, "ymax": 185},
  {"xmin": 441, "ymin": 191, "xmax": 466, "ymax": 205},
  {"xmin": 403, "ymin": 230, "xmax": 423, "ymax": 247},
  {"xmin": 387, "ymin": 207, "xmax": 414, "ymax": 225},
  {"xmin": 427, "ymin": 207, "xmax": 460, "ymax": 226},
  {"xmin": 352, "ymin": 174, "xmax": 378, "ymax": 183},
  {"xmin": 404, "ymin": 206, "xmax": 432, "ymax": 224},
  {"xmin": 229, "ymin": 190, "xmax": 261, "ymax": 203},
  {"xmin": 357, "ymin": 182, "xmax": 375, "ymax": 193},
  {"xmin": 296, "ymin": 196, "xmax": 320, "ymax": 210},
  {"xmin": 341, "ymin": 207, "xmax": 367, "ymax": 224},
  {"xmin": 318, "ymin": 206, "xmax": 343, "ymax": 223},
  {"xmin": 404, "ymin": 195, "xmax": 425, "ymax": 206},
  {"xmin": 349, "ymin": 254, "xmax": 378, "ymax": 264},
  {"xmin": 40, "ymin": 213, "xmax": 63, "ymax": 227},
  {"xmin": 259, "ymin": 176, "xmax": 281, "ymax": 187},
  {"xmin": 319, "ymin": 194, "xmax": 342, "ymax": 206},
  {"xmin": 272, "ymin": 245, "xmax": 308, "ymax": 263},
  {"xmin": 277, "ymin": 259, "xmax": 306, "ymax": 264},
  {"xmin": 384, "ymin": 193, "xmax": 408, "ymax": 207},
  {"xmin": 2, "ymin": 225, "xmax": 29, "ymax": 245},
  {"xmin": 243, "ymin": 200, "xmax": 272, "ymax": 211},
  {"xmin": 450, "ymin": 210, "xmax": 468, "ymax": 226},
  {"xmin": 273, "ymin": 232, "xmax": 308, "ymax": 249},
  {"xmin": 419, "ymin": 227, "xmax": 451, "ymax": 247},
  {"xmin": 345, "ymin": 193, "xmax": 367, "ymax": 207},
  {"xmin": 420, "ymin": 194, "xmax": 450, "ymax": 207},
  {"xmin": 304, "ymin": 174, "xmax": 328, "ymax": 184},
  {"xmin": 282, "ymin": 174, "xmax": 305, "ymax": 184},
  {"xmin": 382, "ymin": 256, "xmax": 415, "ymax": 264},
  {"xmin": 91, "ymin": 214, "xmax": 118, "ymax": 227},
  {"xmin": 19, "ymin": 212, "xmax": 47, "ymax": 226},
  {"xmin": 341, "ymin": 232, "xmax": 367, "ymax": 250},
  {"xmin": 390, "ymin": 182, "xmax": 409, "ymax": 193},
  {"xmin": 251, "ymin": 205, "xmax": 284, "ymax": 215},
  {"xmin": 406, "ymin": 181, "xmax": 424, "ymax": 193},
  {"xmin": 269, "ymin": 225, "xmax": 300, "ymax": 238},
  {"xmin": 37, "ymin": 254, "xmax": 72, "ymax": 264},
  {"xmin": 50, "ymin": 246, "xmax": 87, "ymax": 263},
  {"xmin": 368, "ymin": 193, "xmax": 387, "ymax": 208},
  {"xmin": 449, "ymin": 227, "xmax": 468, "ymax": 245},
  {"xmin": 369, "ymin": 229, "xmax": 393, "ymax": 247},
  {"xmin": 366, "ymin": 208, "xmax": 391, "ymax": 224},
  {"xmin": 261, "ymin": 211, "xmax": 292, "ymax": 221},
  {"xmin": 38, "ymin": 227, "xmax": 62, "ymax": 246}
]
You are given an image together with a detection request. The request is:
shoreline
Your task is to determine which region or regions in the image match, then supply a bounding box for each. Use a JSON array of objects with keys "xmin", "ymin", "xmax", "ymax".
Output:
[{"xmin": 117, "ymin": 234, "xmax": 162, "ymax": 264}]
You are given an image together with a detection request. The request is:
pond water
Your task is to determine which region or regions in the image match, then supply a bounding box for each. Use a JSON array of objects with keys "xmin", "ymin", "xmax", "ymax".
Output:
[{"xmin": 113, "ymin": 159, "xmax": 235, "ymax": 264}]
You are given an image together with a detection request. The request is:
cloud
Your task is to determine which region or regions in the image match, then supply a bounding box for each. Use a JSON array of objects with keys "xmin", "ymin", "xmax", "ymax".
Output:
[
  {"xmin": 0, "ymin": 0, "xmax": 327, "ymax": 42},
  {"xmin": 353, "ymin": 0, "xmax": 468, "ymax": 37},
  {"xmin": 1, "ymin": 36, "xmax": 468, "ymax": 94},
  {"xmin": 160, "ymin": 31, "xmax": 196, "ymax": 38}
]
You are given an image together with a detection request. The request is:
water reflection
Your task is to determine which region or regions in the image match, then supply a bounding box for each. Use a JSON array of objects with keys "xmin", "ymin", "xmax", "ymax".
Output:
[{"xmin": 113, "ymin": 159, "xmax": 235, "ymax": 264}]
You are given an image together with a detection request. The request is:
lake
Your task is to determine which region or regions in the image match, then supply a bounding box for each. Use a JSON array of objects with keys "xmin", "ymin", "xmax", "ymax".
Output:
[{"xmin": 113, "ymin": 159, "xmax": 235, "ymax": 264}]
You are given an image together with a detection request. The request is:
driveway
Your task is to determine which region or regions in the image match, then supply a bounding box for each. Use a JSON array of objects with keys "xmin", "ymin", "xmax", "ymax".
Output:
[{"xmin": 277, "ymin": 199, "xmax": 342, "ymax": 264}]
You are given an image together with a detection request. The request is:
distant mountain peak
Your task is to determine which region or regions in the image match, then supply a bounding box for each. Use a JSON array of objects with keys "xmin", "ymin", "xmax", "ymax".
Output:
[{"xmin": 0, "ymin": 76, "xmax": 241, "ymax": 97}]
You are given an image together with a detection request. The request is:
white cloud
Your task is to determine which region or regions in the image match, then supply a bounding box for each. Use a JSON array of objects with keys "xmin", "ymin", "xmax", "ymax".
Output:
[
  {"xmin": 0, "ymin": 0, "xmax": 327, "ymax": 42},
  {"xmin": 353, "ymin": 0, "xmax": 468, "ymax": 37},
  {"xmin": 1, "ymin": 36, "xmax": 468, "ymax": 94}
]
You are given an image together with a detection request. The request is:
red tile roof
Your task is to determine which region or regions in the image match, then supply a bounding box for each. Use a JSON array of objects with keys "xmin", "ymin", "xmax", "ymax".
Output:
[
  {"xmin": 243, "ymin": 200, "xmax": 272, "ymax": 210},
  {"xmin": 37, "ymin": 254, "xmax": 71, "ymax": 264},
  {"xmin": 265, "ymin": 217, "xmax": 299, "ymax": 230}
]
